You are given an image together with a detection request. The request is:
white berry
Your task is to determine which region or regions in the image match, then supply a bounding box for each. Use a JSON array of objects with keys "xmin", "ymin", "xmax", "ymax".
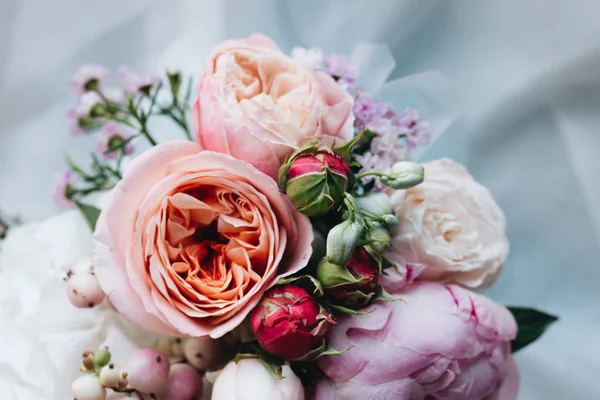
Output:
[
  {"xmin": 67, "ymin": 273, "xmax": 105, "ymax": 308},
  {"xmin": 72, "ymin": 374, "xmax": 106, "ymax": 400},
  {"xmin": 99, "ymin": 364, "xmax": 121, "ymax": 388}
]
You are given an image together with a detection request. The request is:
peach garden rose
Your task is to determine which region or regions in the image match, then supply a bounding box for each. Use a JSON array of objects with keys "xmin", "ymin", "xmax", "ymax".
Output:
[
  {"xmin": 193, "ymin": 34, "xmax": 354, "ymax": 179},
  {"xmin": 93, "ymin": 140, "xmax": 313, "ymax": 338}
]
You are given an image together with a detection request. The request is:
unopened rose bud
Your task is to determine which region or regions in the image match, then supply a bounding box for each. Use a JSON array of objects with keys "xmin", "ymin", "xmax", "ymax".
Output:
[
  {"xmin": 72, "ymin": 374, "xmax": 106, "ymax": 400},
  {"xmin": 364, "ymin": 221, "xmax": 392, "ymax": 254},
  {"xmin": 381, "ymin": 214, "xmax": 399, "ymax": 229},
  {"xmin": 356, "ymin": 192, "xmax": 393, "ymax": 217},
  {"xmin": 380, "ymin": 161, "xmax": 425, "ymax": 189},
  {"xmin": 67, "ymin": 273, "xmax": 105, "ymax": 308},
  {"xmin": 250, "ymin": 285, "xmax": 333, "ymax": 360},
  {"xmin": 317, "ymin": 247, "xmax": 379, "ymax": 309},
  {"xmin": 279, "ymin": 148, "xmax": 350, "ymax": 217},
  {"xmin": 326, "ymin": 219, "xmax": 365, "ymax": 266},
  {"xmin": 99, "ymin": 364, "xmax": 121, "ymax": 388}
]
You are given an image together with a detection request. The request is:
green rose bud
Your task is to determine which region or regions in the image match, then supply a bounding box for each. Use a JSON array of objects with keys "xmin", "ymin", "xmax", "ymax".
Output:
[
  {"xmin": 364, "ymin": 221, "xmax": 392, "ymax": 254},
  {"xmin": 380, "ymin": 161, "xmax": 425, "ymax": 189},
  {"xmin": 326, "ymin": 219, "xmax": 365, "ymax": 266},
  {"xmin": 356, "ymin": 192, "xmax": 393, "ymax": 217}
]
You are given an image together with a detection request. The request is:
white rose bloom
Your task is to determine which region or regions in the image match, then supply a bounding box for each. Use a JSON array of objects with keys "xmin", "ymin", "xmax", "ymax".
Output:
[
  {"xmin": 212, "ymin": 359, "xmax": 304, "ymax": 400},
  {"xmin": 388, "ymin": 158, "xmax": 509, "ymax": 289},
  {"xmin": 0, "ymin": 210, "xmax": 154, "ymax": 400}
]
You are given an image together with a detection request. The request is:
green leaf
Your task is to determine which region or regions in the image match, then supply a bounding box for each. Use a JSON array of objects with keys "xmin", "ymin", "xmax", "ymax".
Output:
[
  {"xmin": 75, "ymin": 201, "xmax": 101, "ymax": 231},
  {"xmin": 508, "ymin": 306, "xmax": 558, "ymax": 353}
]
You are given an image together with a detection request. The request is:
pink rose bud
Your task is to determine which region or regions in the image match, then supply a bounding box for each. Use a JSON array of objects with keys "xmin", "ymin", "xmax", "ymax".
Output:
[
  {"xmin": 318, "ymin": 247, "xmax": 379, "ymax": 309},
  {"xmin": 250, "ymin": 285, "xmax": 333, "ymax": 360},
  {"xmin": 67, "ymin": 273, "xmax": 105, "ymax": 308},
  {"xmin": 279, "ymin": 147, "xmax": 351, "ymax": 217},
  {"xmin": 125, "ymin": 349, "xmax": 170, "ymax": 396}
]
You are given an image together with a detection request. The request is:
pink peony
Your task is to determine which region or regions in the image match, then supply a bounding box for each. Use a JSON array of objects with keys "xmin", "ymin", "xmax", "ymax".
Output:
[
  {"xmin": 93, "ymin": 140, "xmax": 313, "ymax": 338},
  {"xmin": 193, "ymin": 34, "xmax": 354, "ymax": 179},
  {"xmin": 315, "ymin": 282, "xmax": 518, "ymax": 400}
]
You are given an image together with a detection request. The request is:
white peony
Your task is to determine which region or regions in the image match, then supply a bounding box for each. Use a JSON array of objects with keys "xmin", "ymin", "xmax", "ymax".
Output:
[
  {"xmin": 0, "ymin": 210, "xmax": 154, "ymax": 400},
  {"xmin": 388, "ymin": 158, "xmax": 509, "ymax": 289}
]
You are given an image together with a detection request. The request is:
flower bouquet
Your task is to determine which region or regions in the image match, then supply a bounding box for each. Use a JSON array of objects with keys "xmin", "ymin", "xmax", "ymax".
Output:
[{"xmin": 1, "ymin": 34, "xmax": 557, "ymax": 400}]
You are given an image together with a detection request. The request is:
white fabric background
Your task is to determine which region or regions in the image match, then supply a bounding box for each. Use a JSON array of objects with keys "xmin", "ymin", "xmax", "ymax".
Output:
[{"xmin": 1, "ymin": 1, "xmax": 599, "ymax": 398}]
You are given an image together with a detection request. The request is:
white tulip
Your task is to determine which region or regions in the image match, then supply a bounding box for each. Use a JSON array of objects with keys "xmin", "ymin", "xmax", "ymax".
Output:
[{"xmin": 211, "ymin": 359, "xmax": 304, "ymax": 400}]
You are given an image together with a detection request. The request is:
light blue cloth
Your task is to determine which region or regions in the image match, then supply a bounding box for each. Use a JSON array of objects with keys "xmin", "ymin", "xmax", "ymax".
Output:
[{"xmin": 1, "ymin": 1, "xmax": 599, "ymax": 398}]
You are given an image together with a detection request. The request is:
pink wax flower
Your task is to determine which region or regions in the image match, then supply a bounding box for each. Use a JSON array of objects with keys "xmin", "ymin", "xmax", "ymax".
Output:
[
  {"xmin": 118, "ymin": 66, "xmax": 161, "ymax": 95},
  {"xmin": 193, "ymin": 34, "xmax": 354, "ymax": 179},
  {"xmin": 315, "ymin": 282, "xmax": 518, "ymax": 400},
  {"xmin": 53, "ymin": 171, "xmax": 76, "ymax": 209},
  {"xmin": 71, "ymin": 65, "xmax": 109, "ymax": 95},
  {"xmin": 96, "ymin": 121, "xmax": 135, "ymax": 160}
]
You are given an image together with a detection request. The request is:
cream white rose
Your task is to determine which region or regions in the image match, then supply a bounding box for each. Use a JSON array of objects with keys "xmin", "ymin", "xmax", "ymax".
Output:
[{"xmin": 388, "ymin": 158, "xmax": 509, "ymax": 289}]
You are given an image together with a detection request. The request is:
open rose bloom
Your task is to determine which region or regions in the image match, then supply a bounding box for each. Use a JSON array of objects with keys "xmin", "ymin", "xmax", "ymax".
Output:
[
  {"xmin": 193, "ymin": 34, "xmax": 354, "ymax": 178},
  {"xmin": 93, "ymin": 141, "xmax": 313, "ymax": 337}
]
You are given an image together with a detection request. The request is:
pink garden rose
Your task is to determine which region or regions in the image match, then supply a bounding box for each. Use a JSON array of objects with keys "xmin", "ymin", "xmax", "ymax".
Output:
[
  {"xmin": 93, "ymin": 140, "xmax": 313, "ymax": 338},
  {"xmin": 193, "ymin": 34, "xmax": 354, "ymax": 179},
  {"xmin": 388, "ymin": 158, "xmax": 509, "ymax": 289},
  {"xmin": 315, "ymin": 282, "xmax": 518, "ymax": 400}
]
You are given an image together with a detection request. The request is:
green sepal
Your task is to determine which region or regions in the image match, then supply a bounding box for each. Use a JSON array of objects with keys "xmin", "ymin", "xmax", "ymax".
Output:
[
  {"xmin": 276, "ymin": 275, "xmax": 325, "ymax": 298},
  {"xmin": 333, "ymin": 129, "xmax": 364, "ymax": 162},
  {"xmin": 316, "ymin": 258, "xmax": 363, "ymax": 289},
  {"xmin": 373, "ymin": 285, "xmax": 403, "ymax": 304}
]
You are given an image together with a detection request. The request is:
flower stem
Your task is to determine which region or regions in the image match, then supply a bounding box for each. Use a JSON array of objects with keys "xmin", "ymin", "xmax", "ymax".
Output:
[{"xmin": 355, "ymin": 171, "xmax": 387, "ymax": 181}]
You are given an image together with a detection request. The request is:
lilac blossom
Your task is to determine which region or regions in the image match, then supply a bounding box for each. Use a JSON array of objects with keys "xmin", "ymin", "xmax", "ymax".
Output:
[
  {"xmin": 324, "ymin": 54, "xmax": 358, "ymax": 87},
  {"xmin": 71, "ymin": 65, "xmax": 109, "ymax": 95},
  {"xmin": 398, "ymin": 108, "xmax": 431, "ymax": 149}
]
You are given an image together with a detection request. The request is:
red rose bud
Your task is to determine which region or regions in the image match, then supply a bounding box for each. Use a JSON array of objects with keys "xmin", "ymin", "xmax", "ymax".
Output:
[
  {"xmin": 317, "ymin": 247, "xmax": 380, "ymax": 309},
  {"xmin": 279, "ymin": 148, "xmax": 351, "ymax": 217},
  {"xmin": 250, "ymin": 285, "xmax": 333, "ymax": 360}
]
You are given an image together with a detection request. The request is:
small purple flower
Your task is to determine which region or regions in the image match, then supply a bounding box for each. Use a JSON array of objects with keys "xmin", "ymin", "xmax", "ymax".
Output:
[
  {"xmin": 53, "ymin": 171, "xmax": 76, "ymax": 209},
  {"xmin": 291, "ymin": 47, "xmax": 324, "ymax": 69},
  {"xmin": 96, "ymin": 121, "xmax": 135, "ymax": 160},
  {"xmin": 353, "ymin": 91, "xmax": 386, "ymax": 129},
  {"xmin": 325, "ymin": 54, "xmax": 358, "ymax": 86},
  {"xmin": 118, "ymin": 66, "xmax": 161, "ymax": 95},
  {"xmin": 71, "ymin": 65, "xmax": 109, "ymax": 95},
  {"xmin": 398, "ymin": 108, "xmax": 431, "ymax": 149}
]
